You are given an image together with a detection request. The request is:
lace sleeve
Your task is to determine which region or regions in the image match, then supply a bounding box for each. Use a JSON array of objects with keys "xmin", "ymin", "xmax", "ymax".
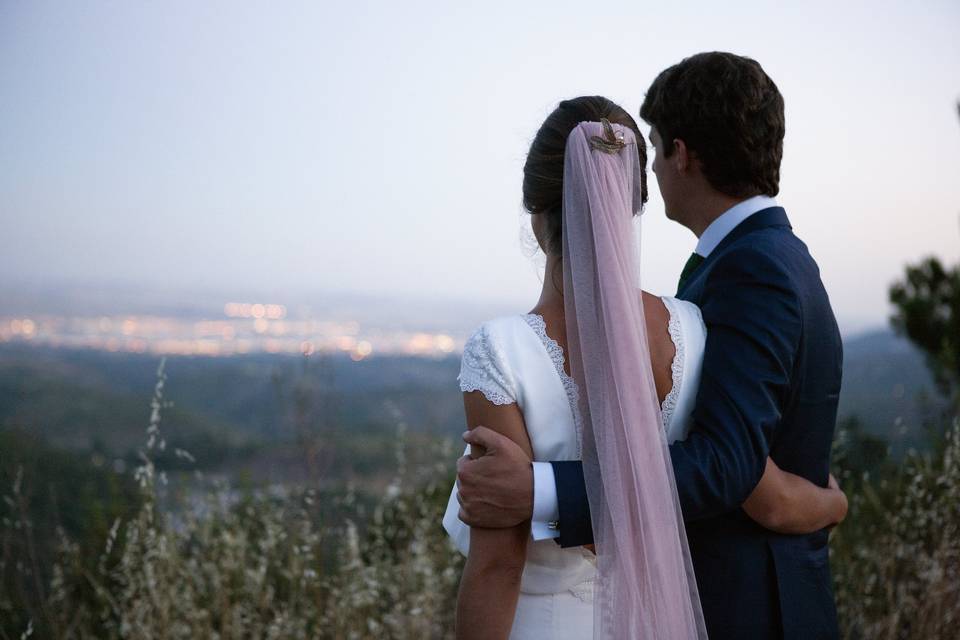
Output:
[
  {"xmin": 659, "ymin": 303, "xmax": 685, "ymax": 433},
  {"xmin": 458, "ymin": 325, "xmax": 517, "ymax": 405}
]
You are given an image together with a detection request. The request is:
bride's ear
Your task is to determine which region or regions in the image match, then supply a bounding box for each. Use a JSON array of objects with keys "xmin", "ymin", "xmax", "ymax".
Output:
[{"xmin": 531, "ymin": 212, "xmax": 549, "ymax": 253}]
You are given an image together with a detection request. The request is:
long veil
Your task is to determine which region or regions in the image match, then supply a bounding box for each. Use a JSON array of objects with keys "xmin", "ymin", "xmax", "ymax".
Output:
[{"xmin": 561, "ymin": 121, "xmax": 708, "ymax": 639}]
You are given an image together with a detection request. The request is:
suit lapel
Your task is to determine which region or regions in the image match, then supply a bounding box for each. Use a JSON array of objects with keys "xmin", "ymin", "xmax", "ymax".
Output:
[{"xmin": 677, "ymin": 207, "xmax": 792, "ymax": 300}]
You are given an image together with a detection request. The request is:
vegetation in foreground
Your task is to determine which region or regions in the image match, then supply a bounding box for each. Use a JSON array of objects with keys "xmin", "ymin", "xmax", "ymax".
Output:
[
  {"xmin": 2, "ymin": 361, "xmax": 464, "ymax": 639},
  {"xmin": 3, "ymin": 371, "xmax": 958, "ymax": 638}
]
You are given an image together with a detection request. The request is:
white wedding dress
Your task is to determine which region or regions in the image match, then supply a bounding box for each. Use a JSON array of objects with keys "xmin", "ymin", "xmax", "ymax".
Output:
[{"xmin": 442, "ymin": 296, "xmax": 707, "ymax": 638}]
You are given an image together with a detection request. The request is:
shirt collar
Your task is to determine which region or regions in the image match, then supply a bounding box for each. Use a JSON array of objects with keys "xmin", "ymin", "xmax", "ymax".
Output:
[{"xmin": 695, "ymin": 195, "xmax": 778, "ymax": 257}]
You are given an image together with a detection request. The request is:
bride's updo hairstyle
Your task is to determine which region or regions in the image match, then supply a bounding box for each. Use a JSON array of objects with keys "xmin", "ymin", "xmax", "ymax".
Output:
[{"xmin": 523, "ymin": 96, "xmax": 648, "ymax": 257}]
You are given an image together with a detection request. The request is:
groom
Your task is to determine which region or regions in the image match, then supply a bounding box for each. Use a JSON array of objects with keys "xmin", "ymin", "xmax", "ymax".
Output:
[{"xmin": 457, "ymin": 52, "xmax": 842, "ymax": 639}]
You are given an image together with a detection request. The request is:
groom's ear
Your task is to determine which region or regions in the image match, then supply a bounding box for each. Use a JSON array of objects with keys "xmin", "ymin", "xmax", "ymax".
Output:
[{"xmin": 672, "ymin": 138, "xmax": 691, "ymax": 174}]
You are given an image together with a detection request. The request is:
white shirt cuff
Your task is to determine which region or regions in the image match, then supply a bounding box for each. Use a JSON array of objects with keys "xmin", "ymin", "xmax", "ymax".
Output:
[{"xmin": 530, "ymin": 461, "xmax": 560, "ymax": 540}]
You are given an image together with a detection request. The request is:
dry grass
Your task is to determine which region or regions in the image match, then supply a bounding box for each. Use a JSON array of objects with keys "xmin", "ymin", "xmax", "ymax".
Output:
[
  {"xmin": 3, "ymin": 361, "xmax": 959, "ymax": 639},
  {"xmin": 4, "ymin": 359, "xmax": 463, "ymax": 639},
  {"xmin": 831, "ymin": 418, "xmax": 960, "ymax": 639}
]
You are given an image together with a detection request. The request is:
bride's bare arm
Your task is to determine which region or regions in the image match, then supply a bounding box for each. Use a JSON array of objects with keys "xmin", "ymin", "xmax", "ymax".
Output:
[
  {"xmin": 455, "ymin": 392, "xmax": 533, "ymax": 640},
  {"xmin": 743, "ymin": 458, "xmax": 848, "ymax": 534}
]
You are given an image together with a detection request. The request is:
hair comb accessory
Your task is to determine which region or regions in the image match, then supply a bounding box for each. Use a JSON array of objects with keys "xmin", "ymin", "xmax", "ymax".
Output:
[{"xmin": 589, "ymin": 118, "xmax": 629, "ymax": 154}]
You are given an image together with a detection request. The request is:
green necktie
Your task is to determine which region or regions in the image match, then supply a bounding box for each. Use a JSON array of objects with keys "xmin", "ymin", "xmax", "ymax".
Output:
[{"xmin": 677, "ymin": 252, "xmax": 705, "ymax": 294}]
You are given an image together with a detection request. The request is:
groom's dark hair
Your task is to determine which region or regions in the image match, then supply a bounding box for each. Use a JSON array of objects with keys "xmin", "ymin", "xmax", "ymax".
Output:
[{"xmin": 640, "ymin": 52, "xmax": 785, "ymax": 197}]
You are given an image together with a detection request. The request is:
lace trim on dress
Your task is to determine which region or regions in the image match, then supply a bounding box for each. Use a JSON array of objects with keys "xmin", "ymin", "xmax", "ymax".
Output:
[
  {"xmin": 660, "ymin": 303, "xmax": 685, "ymax": 433},
  {"xmin": 522, "ymin": 314, "xmax": 584, "ymax": 457},
  {"xmin": 458, "ymin": 326, "xmax": 516, "ymax": 405}
]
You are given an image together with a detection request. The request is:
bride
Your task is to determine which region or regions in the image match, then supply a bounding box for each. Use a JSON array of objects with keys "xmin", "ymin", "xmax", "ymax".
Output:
[{"xmin": 442, "ymin": 96, "xmax": 847, "ymax": 639}]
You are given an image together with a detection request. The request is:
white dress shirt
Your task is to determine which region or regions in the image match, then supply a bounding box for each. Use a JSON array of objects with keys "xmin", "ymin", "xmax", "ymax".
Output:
[
  {"xmin": 529, "ymin": 194, "xmax": 778, "ymax": 541},
  {"xmin": 694, "ymin": 195, "xmax": 777, "ymax": 258}
]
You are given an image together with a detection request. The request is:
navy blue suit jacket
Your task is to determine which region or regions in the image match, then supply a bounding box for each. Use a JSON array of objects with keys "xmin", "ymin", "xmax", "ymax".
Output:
[{"xmin": 551, "ymin": 208, "xmax": 842, "ymax": 639}]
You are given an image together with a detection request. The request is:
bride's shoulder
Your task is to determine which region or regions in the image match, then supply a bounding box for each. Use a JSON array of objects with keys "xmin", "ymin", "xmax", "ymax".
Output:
[
  {"xmin": 660, "ymin": 296, "xmax": 702, "ymax": 316},
  {"xmin": 466, "ymin": 314, "xmax": 531, "ymax": 339},
  {"xmin": 462, "ymin": 315, "xmax": 535, "ymax": 355},
  {"xmin": 659, "ymin": 297, "xmax": 706, "ymax": 335},
  {"xmin": 459, "ymin": 315, "xmax": 533, "ymax": 404}
]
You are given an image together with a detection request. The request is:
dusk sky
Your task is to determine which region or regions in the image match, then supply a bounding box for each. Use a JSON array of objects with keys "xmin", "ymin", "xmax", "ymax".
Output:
[{"xmin": 2, "ymin": 1, "xmax": 959, "ymax": 333}]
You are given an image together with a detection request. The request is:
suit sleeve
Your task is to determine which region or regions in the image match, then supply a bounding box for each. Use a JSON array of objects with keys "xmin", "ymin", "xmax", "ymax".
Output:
[
  {"xmin": 669, "ymin": 247, "xmax": 802, "ymax": 521},
  {"xmin": 550, "ymin": 460, "xmax": 593, "ymax": 548}
]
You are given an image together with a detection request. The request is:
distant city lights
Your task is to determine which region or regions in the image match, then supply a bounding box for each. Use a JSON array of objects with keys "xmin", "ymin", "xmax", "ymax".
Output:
[
  {"xmin": 0, "ymin": 311, "xmax": 464, "ymax": 359},
  {"xmin": 224, "ymin": 302, "xmax": 287, "ymax": 319}
]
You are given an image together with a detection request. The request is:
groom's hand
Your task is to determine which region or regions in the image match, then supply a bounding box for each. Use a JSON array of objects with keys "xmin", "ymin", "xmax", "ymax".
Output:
[
  {"xmin": 456, "ymin": 426, "xmax": 533, "ymax": 528},
  {"xmin": 827, "ymin": 473, "xmax": 848, "ymax": 528}
]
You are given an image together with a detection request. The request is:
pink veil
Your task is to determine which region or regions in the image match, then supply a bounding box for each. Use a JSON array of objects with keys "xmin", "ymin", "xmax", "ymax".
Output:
[{"xmin": 561, "ymin": 121, "xmax": 707, "ymax": 639}]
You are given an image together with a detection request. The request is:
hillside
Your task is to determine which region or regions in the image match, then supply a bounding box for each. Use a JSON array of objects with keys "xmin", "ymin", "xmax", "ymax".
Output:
[{"xmin": 0, "ymin": 328, "xmax": 948, "ymax": 475}]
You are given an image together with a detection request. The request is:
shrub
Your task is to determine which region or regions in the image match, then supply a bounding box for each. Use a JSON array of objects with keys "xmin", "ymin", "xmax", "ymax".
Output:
[{"xmin": 832, "ymin": 418, "xmax": 960, "ymax": 639}]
